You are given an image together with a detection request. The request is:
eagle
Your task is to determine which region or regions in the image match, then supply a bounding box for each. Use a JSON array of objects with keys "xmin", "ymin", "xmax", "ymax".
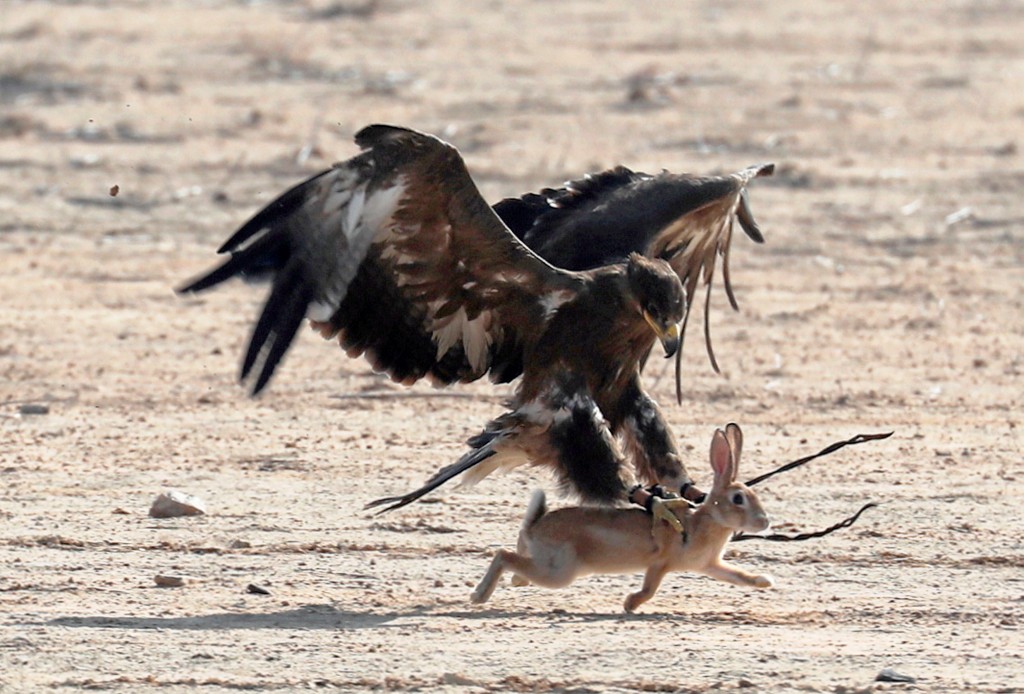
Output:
[{"xmin": 179, "ymin": 124, "xmax": 770, "ymax": 512}]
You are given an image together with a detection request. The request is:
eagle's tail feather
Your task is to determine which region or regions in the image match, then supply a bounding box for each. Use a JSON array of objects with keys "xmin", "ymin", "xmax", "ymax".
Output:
[{"xmin": 364, "ymin": 432, "xmax": 501, "ymax": 514}]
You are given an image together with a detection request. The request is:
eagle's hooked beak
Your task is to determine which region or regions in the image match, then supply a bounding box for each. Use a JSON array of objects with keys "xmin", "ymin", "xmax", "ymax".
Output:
[{"xmin": 644, "ymin": 312, "xmax": 681, "ymax": 358}]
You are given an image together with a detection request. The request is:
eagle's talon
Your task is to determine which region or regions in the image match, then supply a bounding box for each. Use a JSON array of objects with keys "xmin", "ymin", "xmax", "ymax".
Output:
[{"xmin": 650, "ymin": 497, "xmax": 685, "ymax": 533}]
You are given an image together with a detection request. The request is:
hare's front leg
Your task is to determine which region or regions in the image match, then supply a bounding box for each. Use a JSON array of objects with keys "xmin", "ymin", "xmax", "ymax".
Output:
[
  {"xmin": 624, "ymin": 563, "xmax": 669, "ymax": 612},
  {"xmin": 703, "ymin": 562, "xmax": 774, "ymax": 589}
]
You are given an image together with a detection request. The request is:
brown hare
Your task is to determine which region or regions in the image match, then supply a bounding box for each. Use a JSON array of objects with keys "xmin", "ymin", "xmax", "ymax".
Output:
[{"xmin": 471, "ymin": 423, "xmax": 773, "ymax": 612}]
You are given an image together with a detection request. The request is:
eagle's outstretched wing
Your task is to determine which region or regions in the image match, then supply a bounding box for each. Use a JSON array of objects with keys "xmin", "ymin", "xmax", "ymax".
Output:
[
  {"xmin": 495, "ymin": 163, "xmax": 773, "ymax": 402},
  {"xmin": 179, "ymin": 124, "xmax": 581, "ymax": 393}
]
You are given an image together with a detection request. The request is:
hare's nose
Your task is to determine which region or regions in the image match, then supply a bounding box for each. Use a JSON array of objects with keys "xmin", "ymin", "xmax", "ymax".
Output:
[{"xmin": 752, "ymin": 514, "xmax": 770, "ymax": 532}]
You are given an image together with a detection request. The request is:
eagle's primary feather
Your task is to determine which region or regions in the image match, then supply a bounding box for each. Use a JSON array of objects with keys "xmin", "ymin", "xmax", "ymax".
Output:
[{"xmin": 180, "ymin": 125, "xmax": 697, "ymax": 508}]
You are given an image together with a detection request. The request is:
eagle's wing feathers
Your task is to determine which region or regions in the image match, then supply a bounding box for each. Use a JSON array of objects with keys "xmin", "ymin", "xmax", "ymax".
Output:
[
  {"xmin": 652, "ymin": 164, "xmax": 773, "ymax": 401},
  {"xmin": 179, "ymin": 125, "xmax": 580, "ymax": 393},
  {"xmin": 495, "ymin": 162, "xmax": 773, "ymax": 402}
]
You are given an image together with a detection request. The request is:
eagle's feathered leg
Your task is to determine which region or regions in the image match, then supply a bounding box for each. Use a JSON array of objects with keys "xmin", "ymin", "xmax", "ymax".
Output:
[
  {"xmin": 547, "ymin": 393, "xmax": 630, "ymax": 504},
  {"xmin": 617, "ymin": 376, "xmax": 701, "ymax": 499}
]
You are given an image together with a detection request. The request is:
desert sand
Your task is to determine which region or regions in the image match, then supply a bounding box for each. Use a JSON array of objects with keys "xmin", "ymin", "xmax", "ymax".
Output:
[{"xmin": 1, "ymin": 0, "xmax": 1022, "ymax": 691}]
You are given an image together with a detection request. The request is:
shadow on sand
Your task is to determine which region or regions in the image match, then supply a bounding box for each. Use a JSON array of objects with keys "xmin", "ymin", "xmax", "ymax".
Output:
[{"xmin": 44, "ymin": 601, "xmax": 685, "ymax": 631}]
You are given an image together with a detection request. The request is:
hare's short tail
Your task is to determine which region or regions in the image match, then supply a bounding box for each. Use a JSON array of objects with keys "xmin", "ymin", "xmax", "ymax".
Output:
[{"xmin": 522, "ymin": 490, "xmax": 547, "ymax": 530}]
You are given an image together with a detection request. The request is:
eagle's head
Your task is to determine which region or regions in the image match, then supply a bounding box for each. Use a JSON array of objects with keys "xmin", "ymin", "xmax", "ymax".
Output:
[{"xmin": 625, "ymin": 252, "xmax": 686, "ymax": 358}]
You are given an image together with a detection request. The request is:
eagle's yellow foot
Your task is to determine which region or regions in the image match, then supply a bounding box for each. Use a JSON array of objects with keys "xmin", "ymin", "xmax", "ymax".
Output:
[{"xmin": 649, "ymin": 497, "xmax": 689, "ymax": 533}]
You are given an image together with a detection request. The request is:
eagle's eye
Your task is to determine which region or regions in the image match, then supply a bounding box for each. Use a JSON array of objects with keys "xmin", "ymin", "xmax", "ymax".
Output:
[{"xmin": 731, "ymin": 492, "xmax": 745, "ymax": 506}]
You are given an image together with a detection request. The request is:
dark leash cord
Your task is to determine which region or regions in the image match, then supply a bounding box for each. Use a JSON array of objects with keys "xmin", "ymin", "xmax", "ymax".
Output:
[
  {"xmin": 743, "ymin": 431, "xmax": 894, "ymax": 488},
  {"xmin": 730, "ymin": 431, "xmax": 892, "ymax": 543},
  {"xmin": 731, "ymin": 501, "xmax": 879, "ymax": 542}
]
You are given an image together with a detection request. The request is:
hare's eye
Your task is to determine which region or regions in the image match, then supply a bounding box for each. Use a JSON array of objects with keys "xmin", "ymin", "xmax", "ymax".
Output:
[{"xmin": 731, "ymin": 492, "xmax": 745, "ymax": 506}]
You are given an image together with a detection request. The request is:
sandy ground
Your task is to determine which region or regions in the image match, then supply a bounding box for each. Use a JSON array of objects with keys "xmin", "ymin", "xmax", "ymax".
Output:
[{"xmin": 1, "ymin": 0, "xmax": 1023, "ymax": 691}]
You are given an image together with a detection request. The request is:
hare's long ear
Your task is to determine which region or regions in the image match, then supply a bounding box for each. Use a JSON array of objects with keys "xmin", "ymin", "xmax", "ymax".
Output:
[
  {"xmin": 724, "ymin": 423, "xmax": 742, "ymax": 480},
  {"xmin": 710, "ymin": 428, "xmax": 735, "ymax": 491}
]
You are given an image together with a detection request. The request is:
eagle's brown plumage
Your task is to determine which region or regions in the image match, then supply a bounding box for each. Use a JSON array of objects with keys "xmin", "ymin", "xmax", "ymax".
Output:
[
  {"xmin": 181, "ymin": 125, "xmax": 693, "ymax": 508},
  {"xmin": 496, "ymin": 161, "xmax": 774, "ymax": 402}
]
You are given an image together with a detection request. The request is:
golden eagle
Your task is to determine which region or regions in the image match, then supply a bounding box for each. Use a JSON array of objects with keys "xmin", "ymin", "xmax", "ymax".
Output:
[{"xmin": 180, "ymin": 125, "xmax": 770, "ymax": 511}]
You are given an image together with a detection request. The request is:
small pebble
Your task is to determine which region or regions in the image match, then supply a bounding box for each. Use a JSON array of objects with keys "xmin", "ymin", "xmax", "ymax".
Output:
[
  {"xmin": 442, "ymin": 673, "xmax": 476, "ymax": 686},
  {"xmin": 876, "ymin": 668, "xmax": 916, "ymax": 683},
  {"xmin": 149, "ymin": 490, "xmax": 206, "ymax": 518},
  {"xmin": 246, "ymin": 583, "xmax": 271, "ymax": 595},
  {"xmin": 154, "ymin": 575, "xmax": 184, "ymax": 587},
  {"xmin": 19, "ymin": 404, "xmax": 49, "ymax": 416},
  {"xmin": 944, "ymin": 206, "xmax": 973, "ymax": 226}
]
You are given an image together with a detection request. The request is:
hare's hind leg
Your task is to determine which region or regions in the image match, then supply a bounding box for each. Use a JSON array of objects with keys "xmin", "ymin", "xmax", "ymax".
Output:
[
  {"xmin": 472, "ymin": 550, "xmax": 513, "ymax": 604},
  {"xmin": 472, "ymin": 550, "xmax": 555, "ymax": 603},
  {"xmin": 511, "ymin": 531, "xmax": 531, "ymax": 587},
  {"xmin": 472, "ymin": 547, "xmax": 578, "ymax": 604}
]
